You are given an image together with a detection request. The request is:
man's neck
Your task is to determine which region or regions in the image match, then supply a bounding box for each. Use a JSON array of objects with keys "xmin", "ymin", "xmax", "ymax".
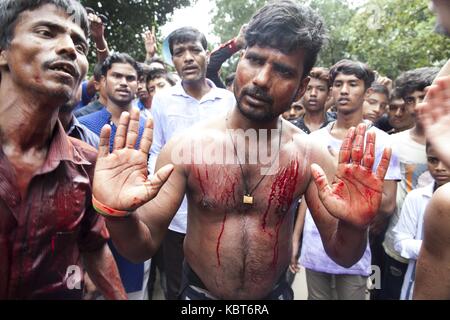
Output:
[
  {"xmin": 332, "ymin": 109, "xmax": 364, "ymax": 140},
  {"xmin": 0, "ymin": 78, "xmax": 59, "ymax": 151},
  {"xmin": 59, "ymin": 111, "xmax": 74, "ymax": 132},
  {"xmin": 141, "ymin": 97, "xmax": 152, "ymax": 109},
  {"xmin": 106, "ymin": 101, "xmax": 132, "ymax": 125},
  {"xmin": 228, "ymin": 106, "xmax": 281, "ymax": 132},
  {"xmin": 304, "ymin": 109, "xmax": 326, "ymax": 126},
  {"xmin": 182, "ymin": 78, "xmax": 211, "ymax": 101},
  {"xmin": 409, "ymin": 123, "xmax": 426, "ymax": 145}
]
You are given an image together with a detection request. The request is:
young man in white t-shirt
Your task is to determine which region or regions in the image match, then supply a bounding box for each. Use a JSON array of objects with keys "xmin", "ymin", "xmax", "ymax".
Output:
[{"xmin": 292, "ymin": 59, "xmax": 400, "ymax": 300}]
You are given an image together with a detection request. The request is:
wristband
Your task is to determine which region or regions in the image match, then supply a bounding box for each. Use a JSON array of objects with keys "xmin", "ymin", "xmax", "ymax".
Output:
[{"xmin": 92, "ymin": 195, "xmax": 131, "ymax": 218}]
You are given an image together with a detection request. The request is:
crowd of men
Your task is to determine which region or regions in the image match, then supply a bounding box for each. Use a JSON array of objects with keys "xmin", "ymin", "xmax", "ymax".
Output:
[{"xmin": 0, "ymin": 0, "xmax": 449, "ymax": 300}]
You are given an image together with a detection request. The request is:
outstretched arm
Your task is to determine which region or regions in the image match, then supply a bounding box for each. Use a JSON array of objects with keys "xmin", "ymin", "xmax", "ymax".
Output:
[
  {"xmin": 92, "ymin": 108, "xmax": 185, "ymax": 263},
  {"xmin": 414, "ymin": 182, "xmax": 450, "ymax": 299},
  {"xmin": 306, "ymin": 124, "xmax": 391, "ymax": 267},
  {"xmin": 418, "ymin": 75, "xmax": 450, "ymax": 168},
  {"xmin": 88, "ymin": 12, "xmax": 110, "ymax": 63}
]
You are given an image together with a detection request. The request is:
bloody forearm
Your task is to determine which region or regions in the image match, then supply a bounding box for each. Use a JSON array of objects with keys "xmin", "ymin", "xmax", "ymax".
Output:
[{"xmin": 82, "ymin": 245, "xmax": 128, "ymax": 300}]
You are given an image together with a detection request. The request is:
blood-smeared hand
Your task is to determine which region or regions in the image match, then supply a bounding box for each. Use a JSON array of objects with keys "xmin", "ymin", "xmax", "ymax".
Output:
[
  {"xmin": 93, "ymin": 108, "xmax": 173, "ymax": 212},
  {"xmin": 311, "ymin": 123, "xmax": 391, "ymax": 228},
  {"xmin": 418, "ymin": 75, "xmax": 450, "ymax": 168}
]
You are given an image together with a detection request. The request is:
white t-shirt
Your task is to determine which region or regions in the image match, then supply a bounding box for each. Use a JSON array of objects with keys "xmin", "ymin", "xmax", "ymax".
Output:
[
  {"xmin": 383, "ymin": 130, "xmax": 433, "ymax": 263},
  {"xmin": 392, "ymin": 183, "xmax": 433, "ymax": 300},
  {"xmin": 300, "ymin": 121, "xmax": 401, "ymax": 275}
]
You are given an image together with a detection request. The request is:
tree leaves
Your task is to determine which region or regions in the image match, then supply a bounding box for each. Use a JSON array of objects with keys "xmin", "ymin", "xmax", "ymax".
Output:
[
  {"xmin": 80, "ymin": 0, "xmax": 191, "ymax": 63},
  {"xmin": 211, "ymin": 0, "xmax": 450, "ymax": 80}
]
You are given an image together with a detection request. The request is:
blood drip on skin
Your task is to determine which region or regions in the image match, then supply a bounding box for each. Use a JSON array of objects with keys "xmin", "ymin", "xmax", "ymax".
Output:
[
  {"xmin": 216, "ymin": 212, "xmax": 228, "ymax": 267},
  {"xmin": 196, "ymin": 167, "xmax": 206, "ymax": 197},
  {"xmin": 260, "ymin": 161, "xmax": 299, "ymax": 265},
  {"xmin": 215, "ymin": 172, "xmax": 237, "ymax": 266}
]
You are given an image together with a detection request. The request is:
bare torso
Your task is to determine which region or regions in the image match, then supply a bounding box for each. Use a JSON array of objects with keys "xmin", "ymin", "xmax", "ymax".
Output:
[{"xmin": 179, "ymin": 119, "xmax": 313, "ymax": 299}]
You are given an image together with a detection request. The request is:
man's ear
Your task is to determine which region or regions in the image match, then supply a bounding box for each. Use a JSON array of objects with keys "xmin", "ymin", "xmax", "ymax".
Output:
[
  {"xmin": 0, "ymin": 49, "xmax": 8, "ymax": 67},
  {"xmin": 295, "ymin": 76, "xmax": 310, "ymax": 100},
  {"xmin": 365, "ymin": 87, "xmax": 374, "ymax": 98}
]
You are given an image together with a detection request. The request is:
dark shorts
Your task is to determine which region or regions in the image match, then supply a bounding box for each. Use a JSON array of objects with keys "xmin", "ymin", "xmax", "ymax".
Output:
[{"xmin": 178, "ymin": 261, "xmax": 294, "ymax": 300}]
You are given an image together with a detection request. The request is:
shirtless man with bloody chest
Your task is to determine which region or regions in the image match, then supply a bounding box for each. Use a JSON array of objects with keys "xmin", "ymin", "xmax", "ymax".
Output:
[{"xmin": 92, "ymin": 0, "xmax": 391, "ymax": 300}]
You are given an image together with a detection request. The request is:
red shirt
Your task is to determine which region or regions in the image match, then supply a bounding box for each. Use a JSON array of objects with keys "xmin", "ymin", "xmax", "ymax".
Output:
[{"xmin": 0, "ymin": 122, "xmax": 108, "ymax": 299}]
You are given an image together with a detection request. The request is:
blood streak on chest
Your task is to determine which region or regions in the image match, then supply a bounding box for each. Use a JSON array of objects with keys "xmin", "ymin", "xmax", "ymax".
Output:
[
  {"xmin": 262, "ymin": 160, "xmax": 299, "ymax": 232},
  {"xmin": 195, "ymin": 167, "xmax": 207, "ymax": 197},
  {"xmin": 215, "ymin": 172, "xmax": 237, "ymax": 266},
  {"xmin": 259, "ymin": 161, "xmax": 299, "ymax": 266}
]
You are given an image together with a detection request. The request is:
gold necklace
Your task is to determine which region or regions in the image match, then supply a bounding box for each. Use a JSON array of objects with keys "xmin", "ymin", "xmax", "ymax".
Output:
[{"xmin": 226, "ymin": 117, "xmax": 283, "ymax": 205}]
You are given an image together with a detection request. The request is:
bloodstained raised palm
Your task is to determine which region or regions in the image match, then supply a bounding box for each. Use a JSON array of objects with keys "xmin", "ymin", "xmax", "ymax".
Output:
[
  {"xmin": 93, "ymin": 108, "xmax": 173, "ymax": 212},
  {"xmin": 311, "ymin": 123, "xmax": 391, "ymax": 228}
]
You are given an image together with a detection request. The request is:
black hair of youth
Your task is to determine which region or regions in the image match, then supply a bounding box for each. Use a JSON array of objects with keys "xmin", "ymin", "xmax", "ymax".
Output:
[
  {"xmin": 101, "ymin": 53, "xmax": 143, "ymax": 78},
  {"xmin": 329, "ymin": 59, "xmax": 375, "ymax": 90},
  {"xmin": 369, "ymin": 83, "xmax": 390, "ymax": 98},
  {"xmin": 146, "ymin": 69, "xmax": 177, "ymax": 87},
  {"xmin": 394, "ymin": 67, "xmax": 440, "ymax": 99}
]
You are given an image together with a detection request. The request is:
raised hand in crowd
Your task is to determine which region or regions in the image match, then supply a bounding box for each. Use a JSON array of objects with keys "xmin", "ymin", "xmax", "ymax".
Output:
[
  {"xmin": 88, "ymin": 11, "xmax": 110, "ymax": 62},
  {"xmin": 417, "ymin": 76, "xmax": 450, "ymax": 168},
  {"xmin": 143, "ymin": 28, "xmax": 158, "ymax": 62}
]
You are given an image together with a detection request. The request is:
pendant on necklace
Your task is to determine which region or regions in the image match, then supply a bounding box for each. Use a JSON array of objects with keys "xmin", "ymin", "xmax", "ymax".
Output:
[{"xmin": 243, "ymin": 194, "xmax": 254, "ymax": 205}]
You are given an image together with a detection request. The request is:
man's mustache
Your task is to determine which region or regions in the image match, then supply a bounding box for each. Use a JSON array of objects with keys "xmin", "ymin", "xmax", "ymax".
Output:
[{"xmin": 242, "ymin": 86, "xmax": 273, "ymax": 104}]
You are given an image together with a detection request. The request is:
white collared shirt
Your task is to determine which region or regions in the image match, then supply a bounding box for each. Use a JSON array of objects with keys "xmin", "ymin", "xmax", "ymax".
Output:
[
  {"xmin": 148, "ymin": 80, "xmax": 235, "ymax": 233},
  {"xmin": 392, "ymin": 183, "xmax": 434, "ymax": 300}
]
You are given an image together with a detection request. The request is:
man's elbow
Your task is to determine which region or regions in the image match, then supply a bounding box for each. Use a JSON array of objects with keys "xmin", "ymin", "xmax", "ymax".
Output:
[{"xmin": 111, "ymin": 241, "xmax": 154, "ymax": 264}]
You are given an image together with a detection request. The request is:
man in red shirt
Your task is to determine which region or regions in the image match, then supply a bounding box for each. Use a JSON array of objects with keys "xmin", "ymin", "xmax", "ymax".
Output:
[{"xmin": 0, "ymin": 0, "xmax": 125, "ymax": 299}]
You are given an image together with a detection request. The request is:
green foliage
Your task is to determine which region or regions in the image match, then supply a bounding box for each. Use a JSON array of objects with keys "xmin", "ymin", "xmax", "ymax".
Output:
[
  {"xmin": 80, "ymin": 0, "xmax": 191, "ymax": 63},
  {"xmin": 211, "ymin": 0, "xmax": 450, "ymax": 81},
  {"xmin": 213, "ymin": 0, "xmax": 266, "ymax": 43},
  {"xmin": 308, "ymin": 0, "xmax": 355, "ymax": 68},
  {"xmin": 346, "ymin": 0, "xmax": 450, "ymax": 79},
  {"xmin": 212, "ymin": 0, "xmax": 267, "ymax": 77}
]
